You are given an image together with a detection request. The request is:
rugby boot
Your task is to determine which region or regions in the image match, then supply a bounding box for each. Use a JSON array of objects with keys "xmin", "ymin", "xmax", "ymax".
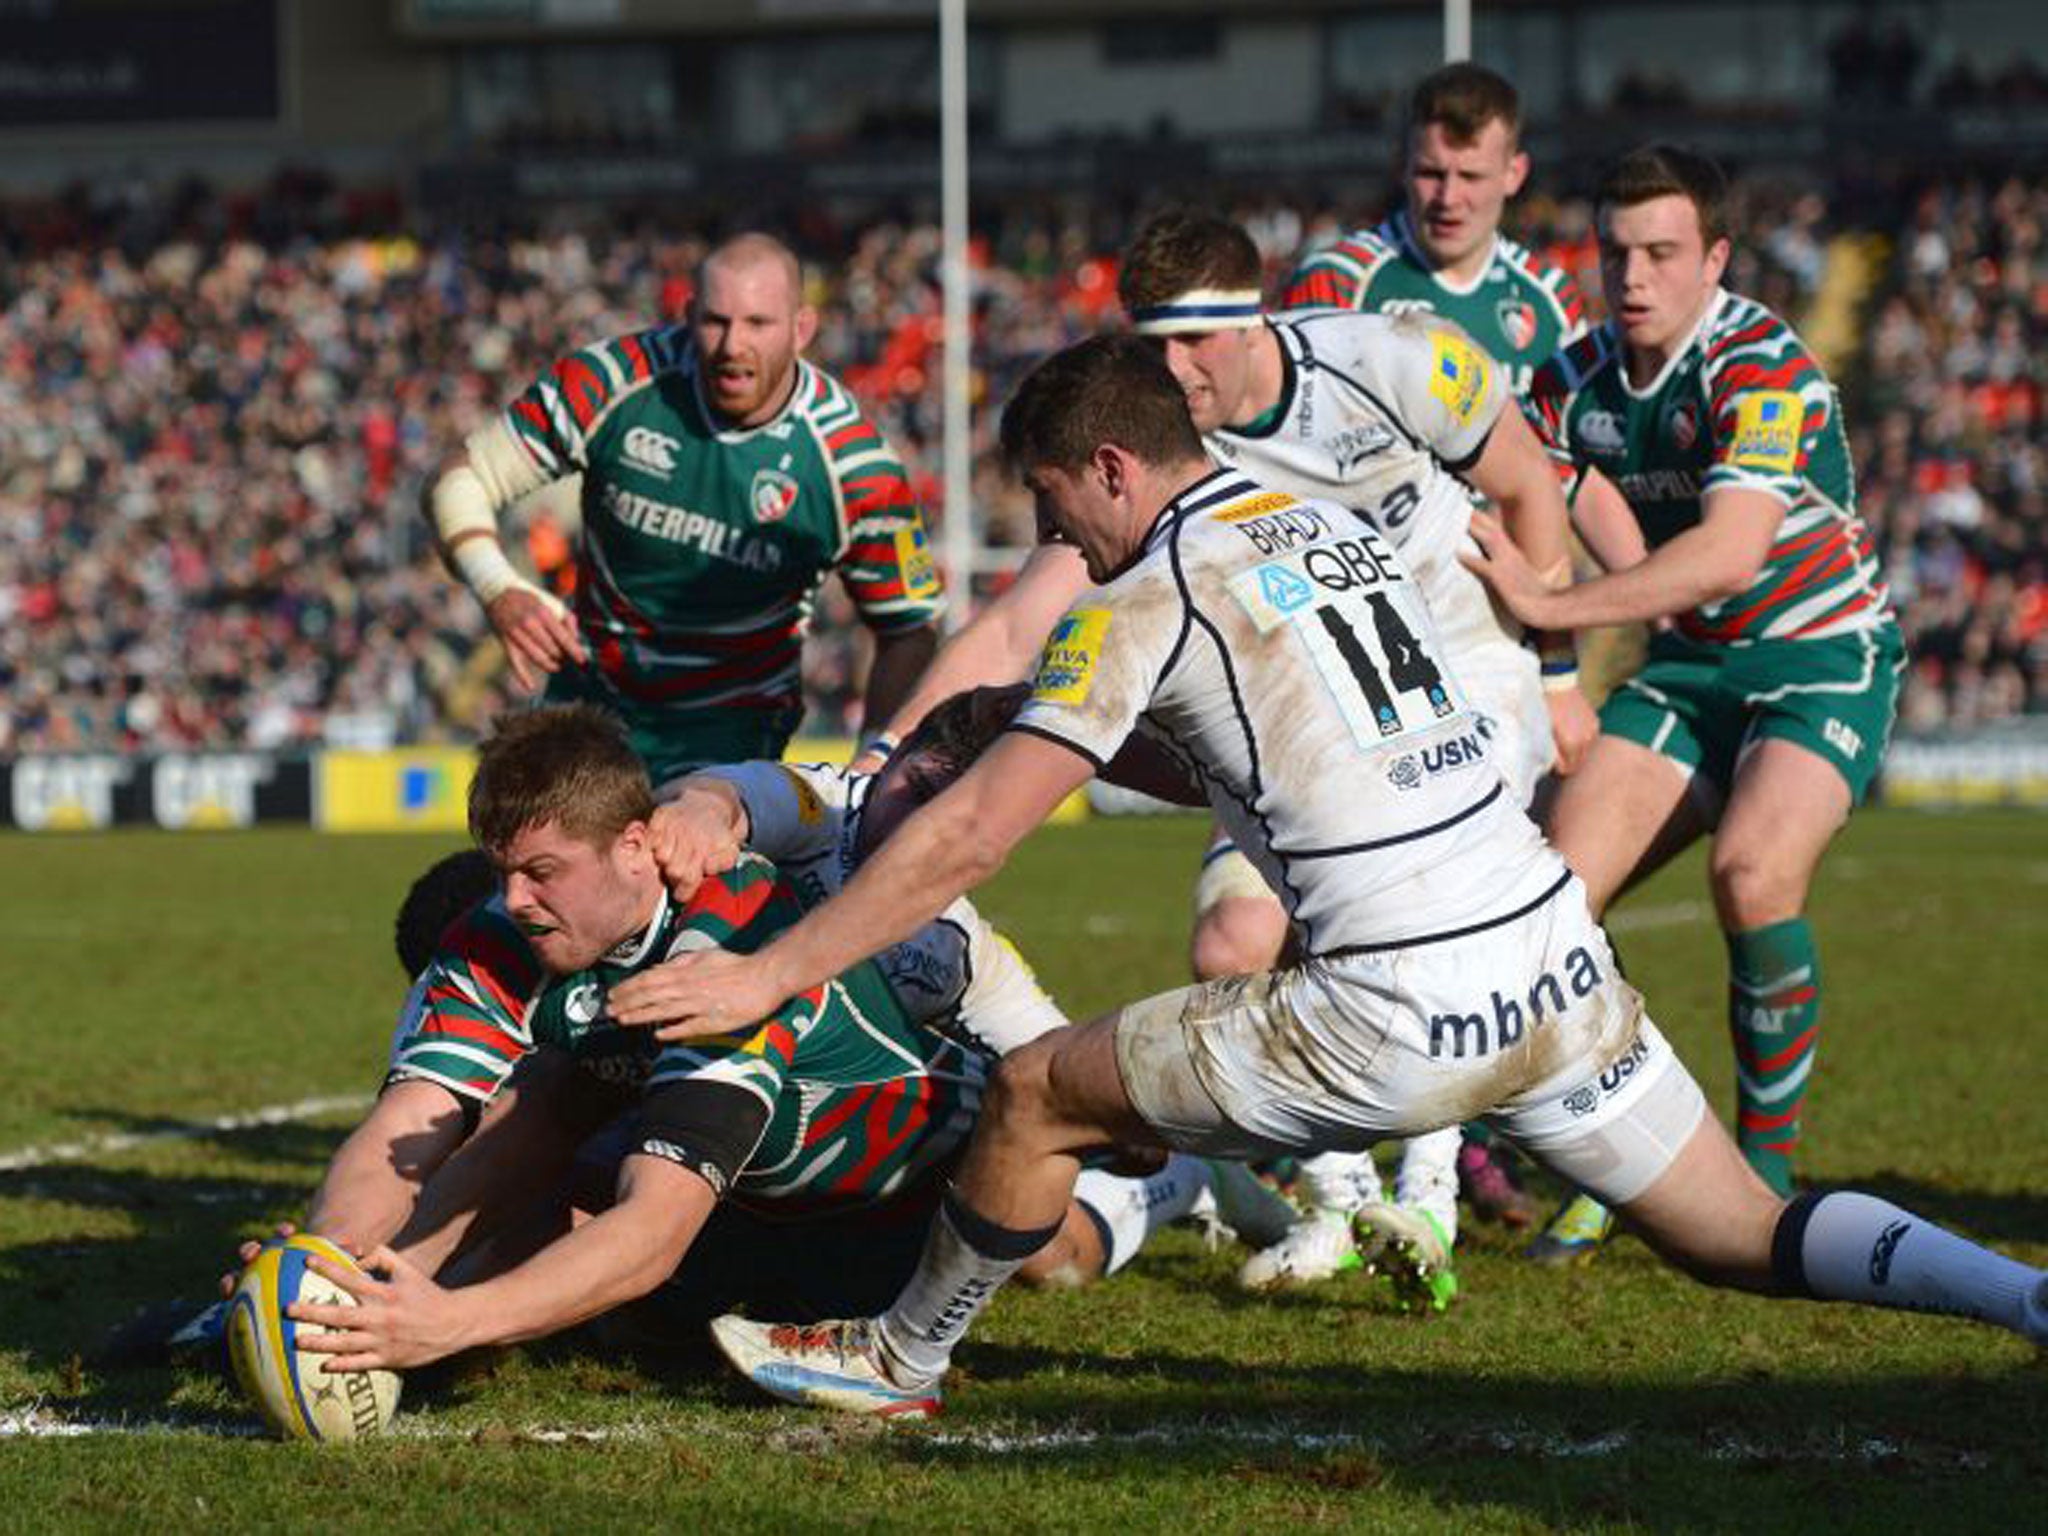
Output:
[
  {"xmin": 1523, "ymin": 1191, "xmax": 1616, "ymax": 1267},
  {"xmin": 1235, "ymin": 1209, "xmax": 1361, "ymax": 1291},
  {"xmin": 709, "ymin": 1316, "xmax": 942, "ymax": 1419},
  {"xmin": 1457, "ymin": 1140, "xmax": 1543, "ymax": 1229},
  {"xmin": 1356, "ymin": 1203, "xmax": 1459, "ymax": 1313}
]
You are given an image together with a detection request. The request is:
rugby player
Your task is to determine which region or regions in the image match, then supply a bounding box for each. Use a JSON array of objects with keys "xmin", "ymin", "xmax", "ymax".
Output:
[
  {"xmin": 426, "ymin": 232, "xmax": 942, "ymax": 786},
  {"xmin": 604, "ymin": 336, "xmax": 2046, "ymax": 1418},
  {"xmin": 1464, "ymin": 145, "xmax": 1906, "ymax": 1256},
  {"xmin": 278, "ymin": 701, "xmax": 1270, "ymax": 1371}
]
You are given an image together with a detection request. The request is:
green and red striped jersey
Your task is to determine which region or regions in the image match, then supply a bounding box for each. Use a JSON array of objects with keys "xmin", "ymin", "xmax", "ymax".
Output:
[
  {"xmin": 500, "ymin": 325, "xmax": 945, "ymax": 720},
  {"xmin": 1525, "ymin": 289, "xmax": 1891, "ymax": 644},
  {"xmin": 387, "ymin": 851, "xmax": 982, "ymax": 1215},
  {"xmin": 1282, "ymin": 214, "xmax": 1587, "ymax": 393}
]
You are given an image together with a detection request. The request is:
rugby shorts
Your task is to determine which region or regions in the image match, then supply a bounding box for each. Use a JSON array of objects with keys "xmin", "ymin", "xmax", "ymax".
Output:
[
  {"xmin": 1599, "ymin": 622, "xmax": 1904, "ymax": 806},
  {"xmin": 1115, "ymin": 879, "xmax": 1705, "ymax": 1207}
]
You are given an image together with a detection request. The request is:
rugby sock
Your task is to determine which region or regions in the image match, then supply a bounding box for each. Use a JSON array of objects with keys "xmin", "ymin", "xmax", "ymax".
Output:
[
  {"xmin": 1772, "ymin": 1191, "xmax": 2044, "ymax": 1338},
  {"xmin": 875, "ymin": 1188, "xmax": 1062, "ymax": 1387},
  {"xmin": 1393, "ymin": 1127, "xmax": 1462, "ymax": 1245},
  {"xmin": 1728, "ymin": 919, "xmax": 1820, "ymax": 1196},
  {"xmin": 1300, "ymin": 1149, "xmax": 1383, "ymax": 1214},
  {"xmin": 1072, "ymin": 1155, "xmax": 1210, "ymax": 1278}
]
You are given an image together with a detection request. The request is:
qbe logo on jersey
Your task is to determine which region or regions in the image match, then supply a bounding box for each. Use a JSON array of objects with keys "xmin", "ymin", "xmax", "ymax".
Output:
[{"xmin": 1032, "ymin": 608, "xmax": 1113, "ymax": 705}]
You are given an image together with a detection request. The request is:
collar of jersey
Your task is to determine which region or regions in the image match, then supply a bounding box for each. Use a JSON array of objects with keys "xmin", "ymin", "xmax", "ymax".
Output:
[
  {"xmin": 689, "ymin": 349, "xmax": 813, "ymax": 443},
  {"xmin": 1393, "ymin": 210, "xmax": 1498, "ymax": 297},
  {"xmin": 1616, "ymin": 287, "xmax": 1729, "ymax": 401},
  {"xmin": 1147, "ymin": 466, "xmax": 1255, "ymax": 552},
  {"xmin": 602, "ymin": 888, "xmax": 672, "ymax": 969}
]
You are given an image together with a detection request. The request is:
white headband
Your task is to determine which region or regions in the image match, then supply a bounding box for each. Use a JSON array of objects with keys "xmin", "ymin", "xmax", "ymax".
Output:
[{"xmin": 1129, "ymin": 287, "xmax": 1263, "ymax": 336}]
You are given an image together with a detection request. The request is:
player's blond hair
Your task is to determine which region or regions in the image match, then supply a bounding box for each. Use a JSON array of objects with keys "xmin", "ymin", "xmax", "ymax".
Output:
[{"xmin": 469, "ymin": 704, "xmax": 655, "ymax": 855}]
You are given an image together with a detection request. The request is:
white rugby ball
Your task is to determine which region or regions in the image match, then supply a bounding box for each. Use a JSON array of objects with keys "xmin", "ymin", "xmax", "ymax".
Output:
[{"xmin": 226, "ymin": 1234, "xmax": 401, "ymax": 1441}]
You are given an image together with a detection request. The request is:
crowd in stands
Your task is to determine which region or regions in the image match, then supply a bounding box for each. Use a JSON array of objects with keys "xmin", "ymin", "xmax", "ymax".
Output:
[{"xmin": 1, "ymin": 164, "xmax": 2042, "ymax": 761}]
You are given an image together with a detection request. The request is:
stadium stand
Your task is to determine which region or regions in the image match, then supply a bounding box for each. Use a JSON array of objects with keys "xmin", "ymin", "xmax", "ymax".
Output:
[{"xmin": 1, "ymin": 169, "xmax": 2041, "ymax": 754}]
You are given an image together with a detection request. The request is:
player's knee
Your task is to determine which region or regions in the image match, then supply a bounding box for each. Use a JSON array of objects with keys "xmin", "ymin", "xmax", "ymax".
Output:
[
  {"xmin": 980, "ymin": 1041, "xmax": 1064, "ymax": 1145},
  {"xmin": 1014, "ymin": 1205, "xmax": 1105, "ymax": 1290},
  {"xmin": 1708, "ymin": 842, "xmax": 1807, "ymax": 929},
  {"xmin": 1189, "ymin": 898, "xmax": 1286, "ymax": 980}
]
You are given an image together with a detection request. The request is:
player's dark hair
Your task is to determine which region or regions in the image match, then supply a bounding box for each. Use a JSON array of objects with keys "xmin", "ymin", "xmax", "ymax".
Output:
[
  {"xmin": 1000, "ymin": 333, "xmax": 1207, "ymax": 477},
  {"xmin": 899, "ymin": 683, "xmax": 1032, "ymax": 779},
  {"xmin": 1596, "ymin": 143, "xmax": 1731, "ymax": 249},
  {"xmin": 1117, "ymin": 209, "xmax": 1263, "ymax": 315},
  {"xmin": 1408, "ymin": 62, "xmax": 1522, "ymax": 147},
  {"xmin": 394, "ymin": 849, "xmax": 499, "ymax": 977},
  {"xmin": 468, "ymin": 704, "xmax": 655, "ymax": 855}
]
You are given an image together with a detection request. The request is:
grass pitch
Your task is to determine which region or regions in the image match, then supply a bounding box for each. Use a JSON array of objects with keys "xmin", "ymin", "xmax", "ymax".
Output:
[{"xmin": 0, "ymin": 812, "xmax": 2043, "ymax": 1532}]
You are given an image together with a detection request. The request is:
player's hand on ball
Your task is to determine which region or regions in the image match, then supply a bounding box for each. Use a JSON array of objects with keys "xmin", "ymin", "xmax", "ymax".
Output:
[
  {"xmin": 607, "ymin": 947, "xmax": 787, "ymax": 1042},
  {"xmin": 1460, "ymin": 511, "xmax": 1561, "ymax": 628},
  {"xmin": 292, "ymin": 1245, "xmax": 474, "ymax": 1373},
  {"xmin": 221, "ymin": 1220, "xmax": 300, "ymax": 1298},
  {"xmin": 487, "ymin": 588, "xmax": 586, "ymax": 693}
]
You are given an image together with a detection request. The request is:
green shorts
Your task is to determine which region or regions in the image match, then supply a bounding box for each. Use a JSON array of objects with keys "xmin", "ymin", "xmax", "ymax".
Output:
[
  {"xmin": 1599, "ymin": 623, "xmax": 1905, "ymax": 805},
  {"xmin": 544, "ymin": 667, "xmax": 804, "ymax": 788}
]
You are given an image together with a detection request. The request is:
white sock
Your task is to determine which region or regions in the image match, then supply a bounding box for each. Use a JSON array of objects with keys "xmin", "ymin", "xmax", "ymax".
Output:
[
  {"xmin": 1782, "ymin": 1191, "xmax": 2042, "ymax": 1336},
  {"xmin": 876, "ymin": 1192, "xmax": 1060, "ymax": 1386},
  {"xmin": 1393, "ymin": 1128, "xmax": 1462, "ymax": 1244},
  {"xmin": 1301, "ymin": 1149, "xmax": 1382, "ymax": 1215},
  {"xmin": 1073, "ymin": 1154, "xmax": 1211, "ymax": 1277}
]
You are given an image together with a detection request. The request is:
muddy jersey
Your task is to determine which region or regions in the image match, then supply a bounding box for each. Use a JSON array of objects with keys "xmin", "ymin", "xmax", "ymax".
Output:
[
  {"xmin": 1015, "ymin": 468, "xmax": 1569, "ymax": 955},
  {"xmin": 1282, "ymin": 214, "xmax": 1588, "ymax": 394},
  {"xmin": 386, "ymin": 853, "xmax": 983, "ymax": 1216},
  {"xmin": 1210, "ymin": 311, "xmax": 1520, "ymax": 666},
  {"xmin": 704, "ymin": 760, "xmax": 1067, "ymax": 1058},
  {"xmin": 1527, "ymin": 290, "xmax": 1890, "ymax": 643},
  {"xmin": 484, "ymin": 325, "xmax": 944, "ymax": 721}
]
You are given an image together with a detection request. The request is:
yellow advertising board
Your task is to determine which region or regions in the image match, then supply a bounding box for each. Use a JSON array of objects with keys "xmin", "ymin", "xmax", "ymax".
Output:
[{"xmin": 316, "ymin": 748, "xmax": 477, "ymax": 833}]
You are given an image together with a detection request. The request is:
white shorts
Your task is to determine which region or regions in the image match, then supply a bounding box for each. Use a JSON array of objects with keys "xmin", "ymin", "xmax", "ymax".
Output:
[{"xmin": 1115, "ymin": 881, "xmax": 1705, "ymax": 1207}]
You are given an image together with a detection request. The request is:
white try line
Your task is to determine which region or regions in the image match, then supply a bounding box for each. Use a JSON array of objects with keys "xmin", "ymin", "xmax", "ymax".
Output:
[
  {"xmin": 0, "ymin": 1406, "xmax": 1992, "ymax": 1470},
  {"xmin": 0, "ymin": 1094, "xmax": 371, "ymax": 1174}
]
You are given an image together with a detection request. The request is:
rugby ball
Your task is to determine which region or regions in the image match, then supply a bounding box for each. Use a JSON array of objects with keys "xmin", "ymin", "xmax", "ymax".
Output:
[{"xmin": 226, "ymin": 1234, "xmax": 401, "ymax": 1441}]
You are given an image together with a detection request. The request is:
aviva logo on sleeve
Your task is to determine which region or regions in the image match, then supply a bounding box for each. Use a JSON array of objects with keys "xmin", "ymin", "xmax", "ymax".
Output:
[
  {"xmin": 1727, "ymin": 391, "xmax": 1804, "ymax": 473},
  {"xmin": 896, "ymin": 525, "xmax": 943, "ymax": 599},
  {"xmin": 1032, "ymin": 608, "xmax": 1113, "ymax": 704},
  {"xmin": 1429, "ymin": 332, "xmax": 1488, "ymax": 424}
]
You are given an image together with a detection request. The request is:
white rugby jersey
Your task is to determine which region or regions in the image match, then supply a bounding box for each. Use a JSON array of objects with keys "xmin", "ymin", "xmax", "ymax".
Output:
[
  {"xmin": 1207, "ymin": 311, "xmax": 1526, "ymax": 664},
  {"xmin": 1016, "ymin": 468, "xmax": 1569, "ymax": 955},
  {"xmin": 706, "ymin": 759, "xmax": 1066, "ymax": 1056}
]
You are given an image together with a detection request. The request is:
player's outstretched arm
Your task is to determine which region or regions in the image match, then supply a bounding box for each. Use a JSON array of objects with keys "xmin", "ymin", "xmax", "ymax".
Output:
[
  {"xmin": 302, "ymin": 1080, "xmax": 472, "ymax": 1257},
  {"xmin": 859, "ymin": 544, "xmax": 1091, "ymax": 766},
  {"xmin": 608, "ymin": 730, "xmax": 1093, "ymax": 1040},
  {"xmin": 293, "ymin": 1153, "xmax": 717, "ymax": 1372},
  {"xmin": 1464, "ymin": 486, "xmax": 1785, "ymax": 631}
]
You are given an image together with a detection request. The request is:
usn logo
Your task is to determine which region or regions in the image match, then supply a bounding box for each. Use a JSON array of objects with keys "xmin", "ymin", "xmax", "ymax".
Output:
[
  {"xmin": 622, "ymin": 425, "xmax": 680, "ymax": 476},
  {"xmin": 1563, "ymin": 1033, "xmax": 1652, "ymax": 1117},
  {"xmin": 1428, "ymin": 947, "xmax": 1606, "ymax": 1059}
]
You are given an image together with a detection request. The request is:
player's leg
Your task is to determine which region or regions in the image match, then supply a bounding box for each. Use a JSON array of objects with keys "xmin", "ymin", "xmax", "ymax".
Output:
[
  {"xmin": 1544, "ymin": 732, "xmax": 1708, "ymax": 918},
  {"xmin": 1618, "ymin": 1107, "xmax": 2046, "ymax": 1339},
  {"xmin": 711, "ymin": 1012, "xmax": 1156, "ymax": 1412},
  {"xmin": 1708, "ymin": 737, "xmax": 1850, "ymax": 1196},
  {"xmin": 1190, "ymin": 831, "xmax": 1383, "ymax": 1289},
  {"xmin": 1018, "ymin": 1154, "xmax": 1212, "ymax": 1288}
]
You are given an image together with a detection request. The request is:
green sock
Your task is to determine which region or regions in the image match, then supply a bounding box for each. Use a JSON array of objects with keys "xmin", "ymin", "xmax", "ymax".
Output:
[{"xmin": 1727, "ymin": 918, "xmax": 1820, "ymax": 1197}]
